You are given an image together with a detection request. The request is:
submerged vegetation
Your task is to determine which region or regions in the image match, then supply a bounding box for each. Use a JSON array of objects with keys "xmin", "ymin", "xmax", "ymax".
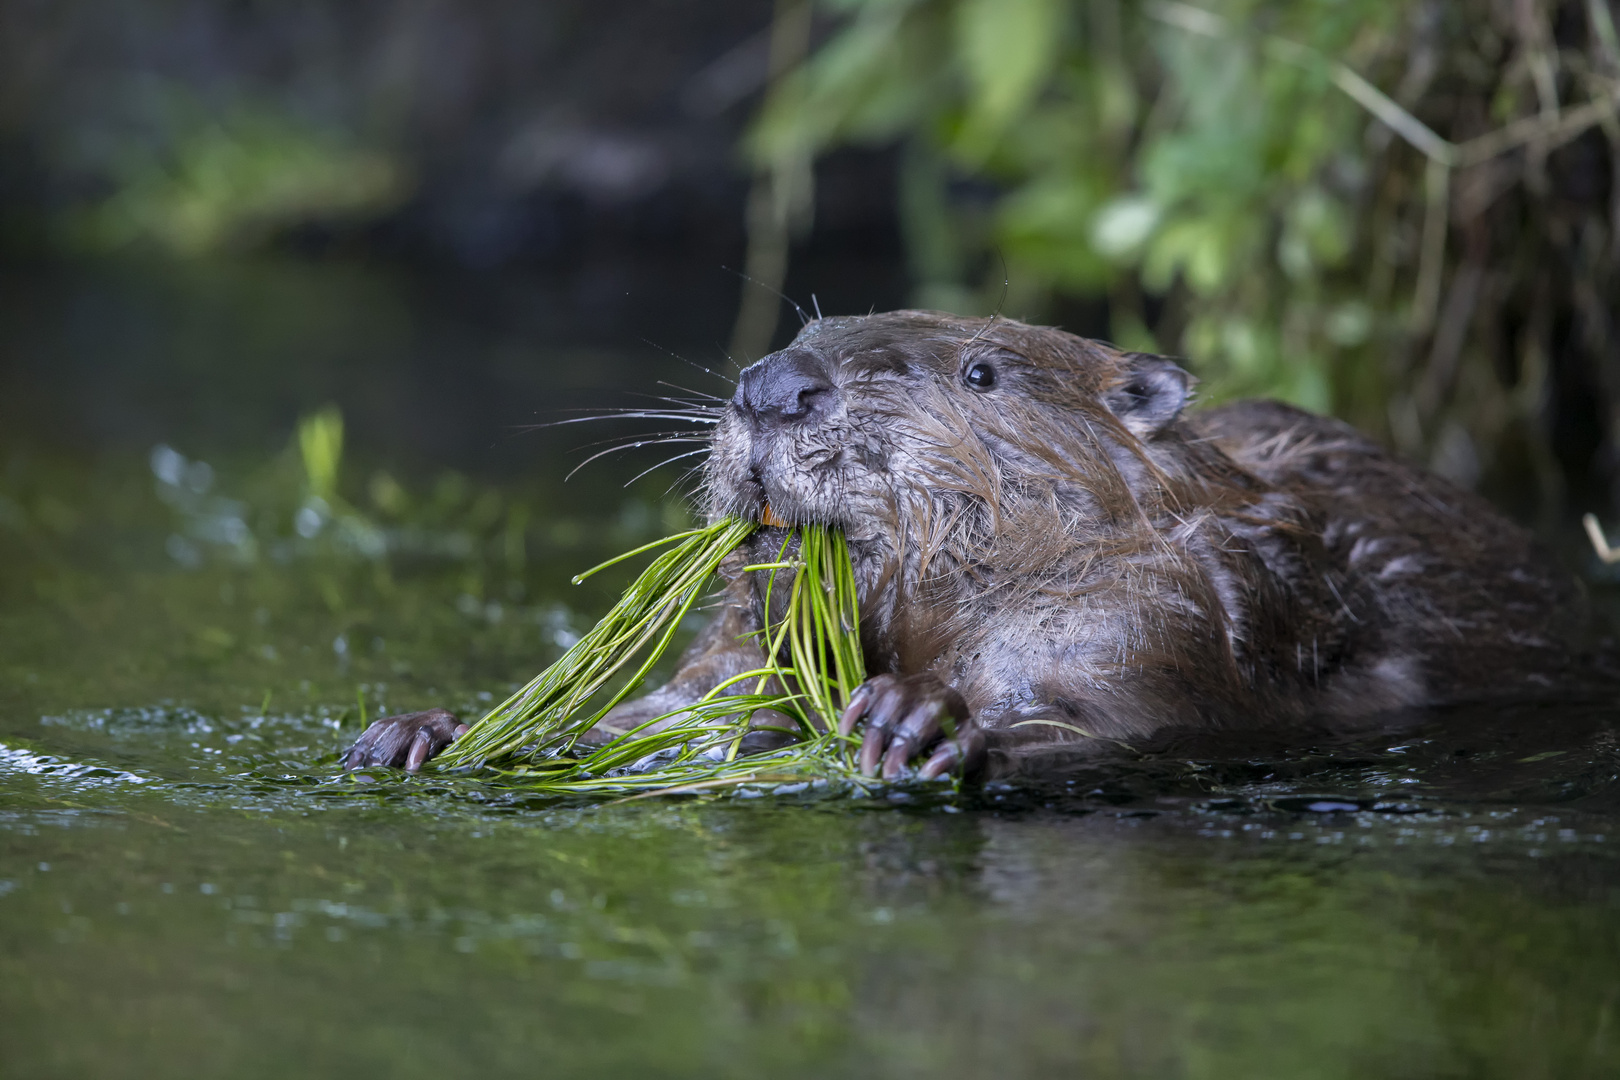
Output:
[
  {"xmin": 0, "ymin": 399, "xmax": 700, "ymax": 741},
  {"xmin": 438, "ymin": 519, "xmax": 877, "ymax": 798}
]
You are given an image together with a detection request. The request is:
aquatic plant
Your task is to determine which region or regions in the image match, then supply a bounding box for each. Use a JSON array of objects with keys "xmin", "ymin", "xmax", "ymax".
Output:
[{"xmin": 434, "ymin": 518, "xmax": 874, "ymax": 797}]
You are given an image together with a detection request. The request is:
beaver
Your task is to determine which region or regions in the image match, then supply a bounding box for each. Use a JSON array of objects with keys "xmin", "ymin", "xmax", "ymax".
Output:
[{"xmin": 343, "ymin": 310, "xmax": 1594, "ymax": 779}]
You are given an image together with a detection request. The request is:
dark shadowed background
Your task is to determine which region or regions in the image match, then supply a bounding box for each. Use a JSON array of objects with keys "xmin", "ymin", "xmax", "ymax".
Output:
[
  {"xmin": 0, "ymin": 0, "xmax": 907, "ymax": 486},
  {"xmin": 3, "ymin": 0, "xmax": 1618, "ymax": 527}
]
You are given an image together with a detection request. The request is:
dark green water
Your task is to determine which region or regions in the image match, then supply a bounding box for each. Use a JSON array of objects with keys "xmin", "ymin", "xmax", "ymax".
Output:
[{"xmin": 4, "ymin": 259, "xmax": 1620, "ymax": 1079}]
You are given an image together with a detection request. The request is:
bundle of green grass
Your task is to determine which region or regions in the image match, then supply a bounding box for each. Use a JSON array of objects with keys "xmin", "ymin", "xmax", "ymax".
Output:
[{"xmin": 433, "ymin": 519, "xmax": 871, "ymax": 798}]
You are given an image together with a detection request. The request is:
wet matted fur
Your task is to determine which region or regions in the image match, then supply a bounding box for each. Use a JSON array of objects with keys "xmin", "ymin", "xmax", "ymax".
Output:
[{"xmin": 670, "ymin": 311, "xmax": 1589, "ymax": 771}]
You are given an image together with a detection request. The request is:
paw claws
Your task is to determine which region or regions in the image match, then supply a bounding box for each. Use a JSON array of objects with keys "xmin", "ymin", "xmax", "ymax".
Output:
[
  {"xmin": 404, "ymin": 728, "xmax": 434, "ymax": 772},
  {"xmin": 341, "ymin": 709, "xmax": 464, "ymax": 772},
  {"xmin": 843, "ymin": 673, "xmax": 975, "ymax": 780}
]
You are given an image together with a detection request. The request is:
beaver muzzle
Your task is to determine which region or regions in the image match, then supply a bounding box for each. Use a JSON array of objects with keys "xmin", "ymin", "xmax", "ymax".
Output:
[
  {"xmin": 734, "ymin": 348, "xmax": 834, "ymax": 427},
  {"xmin": 732, "ymin": 348, "xmax": 840, "ymax": 524}
]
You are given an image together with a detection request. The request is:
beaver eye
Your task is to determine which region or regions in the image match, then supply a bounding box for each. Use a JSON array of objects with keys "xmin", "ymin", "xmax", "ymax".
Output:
[{"xmin": 964, "ymin": 362, "xmax": 997, "ymax": 390}]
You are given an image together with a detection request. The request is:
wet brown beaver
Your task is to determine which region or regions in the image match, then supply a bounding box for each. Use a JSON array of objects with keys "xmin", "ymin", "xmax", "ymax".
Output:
[{"xmin": 344, "ymin": 310, "xmax": 1592, "ymax": 778}]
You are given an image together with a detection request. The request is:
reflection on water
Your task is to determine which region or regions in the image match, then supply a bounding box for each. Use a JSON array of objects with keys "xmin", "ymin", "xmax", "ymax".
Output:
[
  {"xmin": 3, "ymin": 259, "xmax": 1620, "ymax": 1078},
  {"xmin": 6, "ymin": 769, "xmax": 1620, "ymax": 1078}
]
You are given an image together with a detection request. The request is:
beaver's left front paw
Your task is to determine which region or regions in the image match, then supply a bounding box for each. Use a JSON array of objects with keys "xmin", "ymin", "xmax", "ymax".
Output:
[
  {"xmin": 838, "ymin": 672, "xmax": 986, "ymax": 780},
  {"xmin": 342, "ymin": 708, "xmax": 468, "ymax": 772}
]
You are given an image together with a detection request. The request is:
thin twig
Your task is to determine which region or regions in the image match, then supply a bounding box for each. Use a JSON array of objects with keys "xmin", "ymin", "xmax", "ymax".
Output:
[
  {"xmin": 1584, "ymin": 513, "xmax": 1620, "ymax": 564},
  {"xmin": 1412, "ymin": 157, "xmax": 1451, "ymax": 332}
]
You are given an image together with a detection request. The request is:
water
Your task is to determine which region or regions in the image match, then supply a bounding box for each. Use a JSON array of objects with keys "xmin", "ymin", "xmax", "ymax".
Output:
[{"xmin": 4, "ymin": 258, "xmax": 1620, "ymax": 1079}]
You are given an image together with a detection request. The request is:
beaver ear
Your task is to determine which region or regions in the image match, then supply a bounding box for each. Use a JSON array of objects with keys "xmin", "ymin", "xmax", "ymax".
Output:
[{"xmin": 1103, "ymin": 353, "xmax": 1192, "ymax": 438}]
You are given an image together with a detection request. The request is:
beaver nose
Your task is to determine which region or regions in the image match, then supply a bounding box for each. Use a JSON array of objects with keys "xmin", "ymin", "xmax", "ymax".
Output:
[{"xmin": 735, "ymin": 350, "xmax": 834, "ymax": 425}]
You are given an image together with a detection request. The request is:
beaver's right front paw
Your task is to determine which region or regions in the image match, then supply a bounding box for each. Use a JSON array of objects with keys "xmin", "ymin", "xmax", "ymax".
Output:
[
  {"xmin": 837, "ymin": 672, "xmax": 985, "ymax": 780},
  {"xmin": 342, "ymin": 708, "xmax": 468, "ymax": 772}
]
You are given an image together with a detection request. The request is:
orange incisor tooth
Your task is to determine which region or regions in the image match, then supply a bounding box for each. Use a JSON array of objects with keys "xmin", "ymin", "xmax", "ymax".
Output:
[{"xmin": 761, "ymin": 503, "xmax": 790, "ymax": 528}]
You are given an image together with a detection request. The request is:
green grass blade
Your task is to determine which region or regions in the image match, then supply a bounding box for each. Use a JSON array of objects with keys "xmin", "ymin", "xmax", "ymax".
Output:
[{"xmin": 431, "ymin": 516, "xmax": 869, "ymax": 798}]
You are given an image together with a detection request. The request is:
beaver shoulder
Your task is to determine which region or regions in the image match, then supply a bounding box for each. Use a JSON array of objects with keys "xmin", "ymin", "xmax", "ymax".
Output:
[{"xmin": 1189, "ymin": 398, "xmax": 1586, "ymax": 705}]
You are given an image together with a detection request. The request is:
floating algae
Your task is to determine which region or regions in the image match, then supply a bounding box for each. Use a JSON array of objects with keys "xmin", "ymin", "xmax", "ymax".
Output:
[{"xmin": 432, "ymin": 518, "xmax": 871, "ymax": 797}]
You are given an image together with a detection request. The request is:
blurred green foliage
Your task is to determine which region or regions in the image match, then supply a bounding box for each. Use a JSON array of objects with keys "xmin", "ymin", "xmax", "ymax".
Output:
[
  {"xmin": 70, "ymin": 95, "xmax": 406, "ymax": 256},
  {"xmin": 298, "ymin": 405, "xmax": 346, "ymax": 505},
  {"xmin": 750, "ymin": 0, "xmax": 1404, "ymax": 412},
  {"xmin": 749, "ymin": 0, "xmax": 1620, "ymax": 501}
]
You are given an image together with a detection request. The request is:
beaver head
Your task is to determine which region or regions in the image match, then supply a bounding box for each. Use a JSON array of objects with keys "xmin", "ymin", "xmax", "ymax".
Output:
[
  {"xmin": 705, "ymin": 310, "xmax": 1239, "ymax": 674},
  {"xmin": 708, "ymin": 310, "xmax": 1193, "ymax": 530}
]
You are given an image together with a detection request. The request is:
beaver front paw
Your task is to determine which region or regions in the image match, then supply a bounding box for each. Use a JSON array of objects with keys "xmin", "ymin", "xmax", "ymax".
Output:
[
  {"xmin": 342, "ymin": 708, "xmax": 469, "ymax": 772},
  {"xmin": 838, "ymin": 672, "xmax": 985, "ymax": 781}
]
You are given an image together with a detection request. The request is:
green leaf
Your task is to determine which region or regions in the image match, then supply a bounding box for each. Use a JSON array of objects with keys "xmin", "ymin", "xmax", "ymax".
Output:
[
  {"xmin": 953, "ymin": 0, "xmax": 1065, "ymax": 148},
  {"xmin": 1091, "ymin": 195, "xmax": 1160, "ymax": 257}
]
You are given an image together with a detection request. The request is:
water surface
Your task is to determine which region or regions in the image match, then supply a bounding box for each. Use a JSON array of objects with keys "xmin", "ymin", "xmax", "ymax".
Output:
[{"xmin": 4, "ymin": 259, "xmax": 1619, "ymax": 1079}]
